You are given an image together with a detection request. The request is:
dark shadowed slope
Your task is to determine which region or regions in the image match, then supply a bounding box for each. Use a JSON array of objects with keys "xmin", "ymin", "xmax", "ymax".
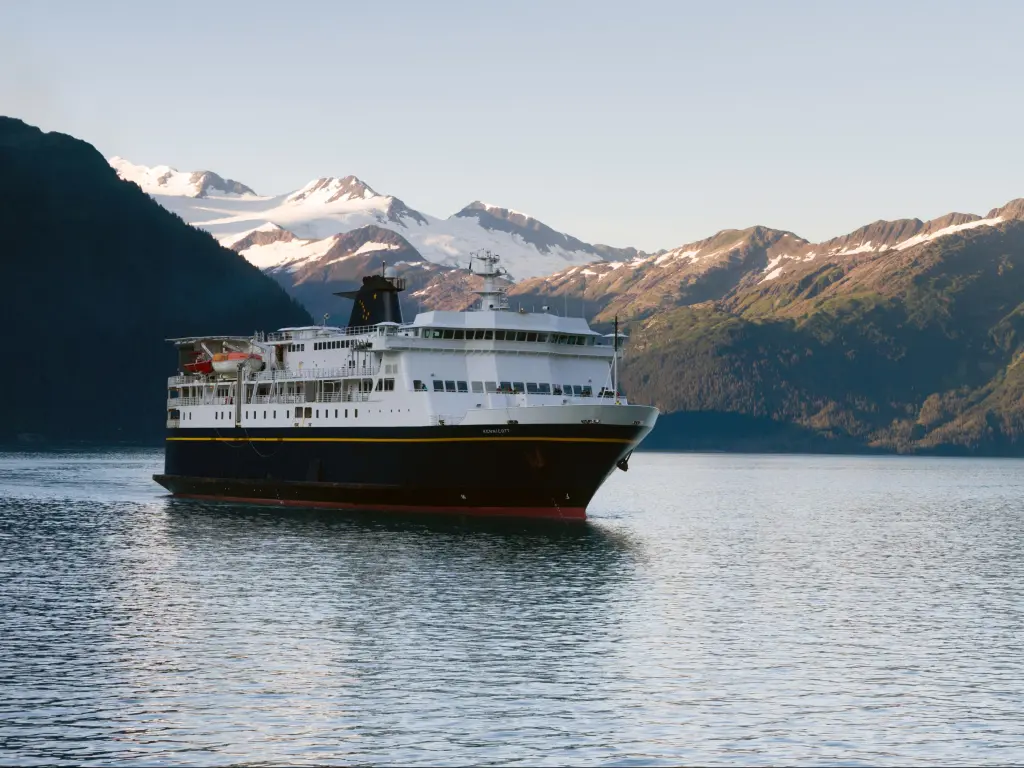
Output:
[{"xmin": 0, "ymin": 117, "xmax": 311, "ymax": 443}]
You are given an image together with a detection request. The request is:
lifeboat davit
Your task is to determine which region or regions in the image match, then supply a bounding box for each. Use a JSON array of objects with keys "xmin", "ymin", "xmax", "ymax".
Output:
[{"xmin": 211, "ymin": 351, "xmax": 264, "ymax": 375}]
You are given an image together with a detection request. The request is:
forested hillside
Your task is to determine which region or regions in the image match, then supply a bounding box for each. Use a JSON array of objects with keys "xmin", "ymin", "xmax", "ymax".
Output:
[
  {"xmin": 622, "ymin": 222, "xmax": 1024, "ymax": 454},
  {"xmin": 0, "ymin": 117, "xmax": 310, "ymax": 443}
]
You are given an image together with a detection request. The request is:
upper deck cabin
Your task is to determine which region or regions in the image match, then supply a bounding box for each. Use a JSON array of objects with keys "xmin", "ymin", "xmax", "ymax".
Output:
[{"xmin": 166, "ymin": 255, "xmax": 627, "ymax": 428}]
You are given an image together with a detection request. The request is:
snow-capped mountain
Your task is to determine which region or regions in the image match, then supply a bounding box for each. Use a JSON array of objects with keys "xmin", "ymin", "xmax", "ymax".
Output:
[
  {"xmin": 111, "ymin": 159, "xmax": 637, "ymax": 280},
  {"xmin": 507, "ymin": 197, "xmax": 1024, "ymax": 322},
  {"xmin": 109, "ymin": 157, "xmax": 255, "ymax": 198}
]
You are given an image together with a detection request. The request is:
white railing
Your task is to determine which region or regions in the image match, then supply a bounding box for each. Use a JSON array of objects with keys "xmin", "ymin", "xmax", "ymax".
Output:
[
  {"xmin": 253, "ymin": 366, "xmax": 379, "ymax": 382},
  {"xmin": 266, "ymin": 324, "xmax": 400, "ymax": 342},
  {"xmin": 317, "ymin": 392, "xmax": 371, "ymax": 403},
  {"xmin": 169, "ymin": 365, "xmax": 381, "ymax": 387},
  {"xmin": 167, "ymin": 396, "xmax": 234, "ymax": 406}
]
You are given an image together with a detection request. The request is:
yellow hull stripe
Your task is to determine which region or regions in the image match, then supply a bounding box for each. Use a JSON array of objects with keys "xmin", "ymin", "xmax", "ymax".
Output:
[{"xmin": 166, "ymin": 436, "xmax": 633, "ymax": 444}]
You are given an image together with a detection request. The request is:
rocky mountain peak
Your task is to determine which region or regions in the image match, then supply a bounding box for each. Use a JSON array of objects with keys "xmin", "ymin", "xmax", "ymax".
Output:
[{"xmin": 286, "ymin": 175, "xmax": 378, "ymax": 205}]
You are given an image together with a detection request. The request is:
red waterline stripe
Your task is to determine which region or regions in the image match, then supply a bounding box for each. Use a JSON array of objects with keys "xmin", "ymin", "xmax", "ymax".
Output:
[{"xmin": 170, "ymin": 493, "xmax": 587, "ymax": 521}]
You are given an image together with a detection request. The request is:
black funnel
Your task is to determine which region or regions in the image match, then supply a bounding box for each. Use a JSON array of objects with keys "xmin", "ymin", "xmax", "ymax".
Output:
[{"xmin": 335, "ymin": 273, "xmax": 406, "ymax": 328}]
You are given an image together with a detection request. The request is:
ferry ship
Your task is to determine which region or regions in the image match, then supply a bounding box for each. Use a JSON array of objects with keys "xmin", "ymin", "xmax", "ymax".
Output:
[{"xmin": 155, "ymin": 253, "xmax": 659, "ymax": 521}]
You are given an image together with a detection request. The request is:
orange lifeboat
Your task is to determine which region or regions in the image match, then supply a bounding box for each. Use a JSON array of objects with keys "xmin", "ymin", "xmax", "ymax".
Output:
[
  {"xmin": 211, "ymin": 351, "xmax": 264, "ymax": 375},
  {"xmin": 183, "ymin": 351, "xmax": 213, "ymax": 375}
]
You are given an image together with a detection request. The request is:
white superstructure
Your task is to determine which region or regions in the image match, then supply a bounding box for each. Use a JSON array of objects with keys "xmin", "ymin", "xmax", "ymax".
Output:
[{"xmin": 166, "ymin": 255, "xmax": 656, "ymax": 434}]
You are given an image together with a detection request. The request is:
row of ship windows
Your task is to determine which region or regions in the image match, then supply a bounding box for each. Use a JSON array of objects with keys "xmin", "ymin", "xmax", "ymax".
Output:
[
  {"xmin": 205, "ymin": 408, "xmax": 360, "ymax": 420},
  {"xmin": 419, "ymin": 329, "xmax": 593, "ymax": 345},
  {"xmin": 314, "ymin": 340, "xmax": 358, "ymax": 350},
  {"xmin": 286, "ymin": 343, "xmax": 305, "ymax": 352},
  {"xmin": 411, "ymin": 379, "xmax": 595, "ymax": 396}
]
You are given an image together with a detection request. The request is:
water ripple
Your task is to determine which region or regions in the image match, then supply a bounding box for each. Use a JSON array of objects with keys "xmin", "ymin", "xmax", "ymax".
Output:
[{"xmin": 1, "ymin": 449, "xmax": 1023, "ymax": 764}]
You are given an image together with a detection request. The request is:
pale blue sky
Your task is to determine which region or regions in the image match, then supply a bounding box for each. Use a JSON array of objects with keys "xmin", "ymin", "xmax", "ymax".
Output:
[{"xmin": 3, "ymin": 0, "xmax": 1022, "ymax": 251}]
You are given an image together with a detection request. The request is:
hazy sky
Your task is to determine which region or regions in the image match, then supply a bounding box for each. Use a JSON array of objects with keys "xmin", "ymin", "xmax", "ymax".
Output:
[{"xmin": 3, "ymin": 0, "xmax": 1023, "ymax": 251}]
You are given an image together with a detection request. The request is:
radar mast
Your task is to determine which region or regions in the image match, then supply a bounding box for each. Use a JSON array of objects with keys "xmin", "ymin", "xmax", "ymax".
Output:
[{"xmin": 470, "ymin": 250, "xmax": 510, "ymax": 311}]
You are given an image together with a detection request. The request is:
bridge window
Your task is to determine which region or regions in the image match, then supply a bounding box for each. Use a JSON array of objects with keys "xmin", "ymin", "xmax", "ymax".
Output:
[
  {"xmin": 444, "ymin": 380, "xmax": 457, "ymax": 393},
  {"xmin": 553, "ymin": 385, "xmax": 563, "ymax": 395},
  {"xmin": 538, "ymin": 383, "xmax": 551, "ymax": 394},
  {"xmin": 494, "ymin": 331, "xmax": 505, "ymax": 341},
  {"xmin": 499, "ymin": 381, "xmax": 512, "ymax": 393},
  {"xmin": 513, "ymin": 382, "xmax": 525, "ymax": 393},
  {"xmin": 484, "ymin": 381, "xmax": 497, "ymax": 393},
  {"xmin": 453, "ymin": 330, "xmax": 465, "ymax": 340},
  {"xmin": 484, "ymin": 330, "xmax": 494, "ymax": 340},
  {"xmin": 471, "ymin": 381, "xmax": 484, "ymax": 393},
  {"xmin": 526, "ymin": 382, "xmax": 540, "ymax": 394},
  {"xmin": 571, "ymin": 385, "xmax": 582, "ymax": 396},
  {"xmin": 581, "ymin": 386, "xmax": 593, "ymax": 397},
  {"xmin": 514, "ymin": 332, "xmax": 526, "ymax": 342},
  {"xmin": 537, "ymin": 333, "xmax": 548, "ymax": 342},
  {"xmin": 526, "ymin": 333, "xmax": 537, "ymax": 343},
  {"xmin": 433, "ymin": 380, "xmax": 444, "ymax": 392},
  {"xmin": 457, "ymin": 381, "xmax": 468, "ymax": 393},
  {"xmin": 442, "ymin": 329, "xmax": 455, "ymax": 340}
]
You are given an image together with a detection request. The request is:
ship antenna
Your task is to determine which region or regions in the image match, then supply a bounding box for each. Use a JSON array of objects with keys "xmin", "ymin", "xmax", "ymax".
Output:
[
  {"xmin": 613, "ymin": 314, "xmax": 620, "ymax": 405},
  {"xmin": 322, "ymin": 312, "xmax": 330, "ymax": 327}
]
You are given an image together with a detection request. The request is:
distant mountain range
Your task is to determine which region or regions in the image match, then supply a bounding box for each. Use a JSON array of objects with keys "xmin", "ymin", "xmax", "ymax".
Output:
[
  {"xmin": 97, "ymin": 146, "xmax": 1024, "ymax": 455},
  {"xmin": 109, "ymin": 158, "xmax": 639, "ymax": 282}
]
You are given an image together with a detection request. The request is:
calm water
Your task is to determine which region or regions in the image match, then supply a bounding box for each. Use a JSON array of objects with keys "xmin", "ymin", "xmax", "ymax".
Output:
[{"xmin": 1, "ymin": 449, "xmax": 1023, "ymax": 766}]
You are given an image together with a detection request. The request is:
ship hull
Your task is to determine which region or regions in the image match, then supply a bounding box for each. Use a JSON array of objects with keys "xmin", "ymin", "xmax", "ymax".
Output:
[{"xmin": 154, "ymin": 422, "xmax": 650, "ymax": 521}]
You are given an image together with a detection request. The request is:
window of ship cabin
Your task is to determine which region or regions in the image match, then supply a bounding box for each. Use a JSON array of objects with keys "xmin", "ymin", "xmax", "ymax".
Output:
[
  {"xmin": 537, "ymin": 333, "xmax": 548, "ymax": 342},
  {"xmin": 513, "ymin": 382, "xmax": 525, "ymax": 393},
  {"xmin": 471, "ymin": 381, "xmax": 484, "ymax": 393},
  {"xmin": 538, "ymin": 383, "xmax": 551, "ymax": 394},
  {"xmin": 484, "ymin": 330, "xmax": 494, "ymax": 340},
  {"xmin": 345, "ymin": 409, "xmax": 348, "ymax": 417},
  {"xmin": 374, "ymin": 380, "xmax": 382, "ymax": 392},
  {"xmin": 384, "ymin": 379, "xmax": 395, "ymax": 391},
  {"xmin": 512, "ymin": 332, "xmax": 524, "ymax": 342},
  {"xmin": 571, "ymin": 385, "xmax": 583, "ymax": 396},
  {"xmin": 581, "ymin": 386, "xmax": 593, "ymax": 397},
  {"xmin": 285, "ymin": 409, "xmax": 290, "ymax": 418},
  {"xmin": 499, "ymin": 381, "xmax": 512, "ymax": 393},
  {"xmin": 453, "ymin": 330, "xmax": 465, "ymax": 340},
  {"xmin": 485, "ymin": 381, "xmax": 497, "ymax": 393},
  {"xmin": 305, "ymin": 407, "xmax": 313, "ymax": 418},
  {"xmin": 273, "ymin": 410, "xmax": 277, "ymax": 418},
  {"xmin": 457, "ymin": 381, "xmax": 468, "ymax": 393},
  {"xmin": 355, "ymin": 409, "xmax": 358, "ymax": 418},
  {"xmin": 413, "ymin": 379, "xmax": 423, "ymax": 391},
  {"xmin": 553, "ymin": 385, "xmax": 563, "ymax": 395},
  {"xmin": 526, "ymin": 382, "xmax": 540, "ymax": 394},
  {"xmin": 526, "ymin": 333, "xmax": 537, "ymax": 343},
  {"xmin": 433, "ymin": 380, "xmax": 444, "ymax": 392},
  {"xmin": 335, "ymin": 409, "xmax": 338, "ymax": 417},
  {"xmin": 444, "ymin": 380, "xmax": 457, "ymax": 393},
  {"xmin": 263, "ymin": 411, "xmax": 267, "ymax": 419},
  {"xmin": 442, "ymin": 329, "xmax": 454, "ymax": 340},
  {"xmin": 494, "ymin": 331, "xmax": 506, "ymax": 341}
]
